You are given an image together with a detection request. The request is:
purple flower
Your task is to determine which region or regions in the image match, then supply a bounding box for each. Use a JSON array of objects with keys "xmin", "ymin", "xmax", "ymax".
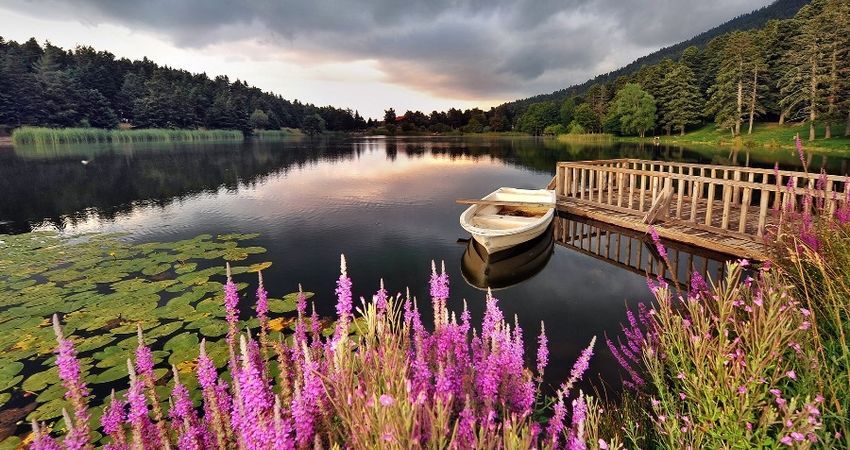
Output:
[
  {"xmin": 429, "ymin": 260, "xmax": 449, "ymax": 300},
  {"xmin": 333, "ymin": 255, "xmax": 353, "ymax": 341},
  {"xmin": 566, "ymin": 394, "xmax": 587, "ymax": 450},
  {"xmin": 101, "ymin": 391, "xmax": 126, "ymax": 446},
  {"xmin": 52, "ymin": 315, "xmax": 91, "ymax": 446},
  {"xmin": 536, "ymin": 322, "xmax": 549, "ymax": 381},
  {"xmin": 379, "ymin": 394, "xmax": 395, "ymax": 407},
  {"xmin": 196, "ymin": 340, "xmax": 218, "ymax": 390},
  {"xmin": 648, "ymin": 226, "xmax": 667, "ymax": 260},
  {"xmin": 795, "ymin": 134, "xmax": 806, "ymax": 171},
  {"xmin": 560, "ymin": 337, "xmax": 596, "ymax": 398},
  {"xmin": 547, "ymin": 395, "xmax": 567, "ymax": 448},
  {"xmin": 224, "ymin": 263, "xmax": 240, "ymax": 350},
  {"xmin": 135, "ymin": 326, "xmax": 154, "ymax": 379},
  {"xmin": 30, "ymin": 421, "xmax": 61, "ymax": 450},
  {"xmin": 456, "ymin": 407, "xmax": 476, "ymax": 448},
  {"xmin": 375, "ymin": 279, "xmax": 388, "ymax": 312},
  {"xmin": 256, "ymin": 271, "xmax": 269, "ymax": 320}
]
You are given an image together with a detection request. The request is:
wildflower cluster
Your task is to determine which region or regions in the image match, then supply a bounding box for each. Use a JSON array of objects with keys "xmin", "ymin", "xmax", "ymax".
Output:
[
  {"xmin": 31, "ymin": 257, "xmax": 600, "ymax": 449},
  {"xmin": 607, "ymin": 259, "xmax": 823, "ymax": 449}
]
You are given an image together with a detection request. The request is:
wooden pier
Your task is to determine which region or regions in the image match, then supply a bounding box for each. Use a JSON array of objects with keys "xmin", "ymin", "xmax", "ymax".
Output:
[{"xmin": 549, "ymin": 159, "xmax": 850, "ymax": 260}]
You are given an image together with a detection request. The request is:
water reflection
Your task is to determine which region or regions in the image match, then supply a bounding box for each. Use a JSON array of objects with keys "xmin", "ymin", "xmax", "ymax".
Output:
[
  {"xmin": 3, "ymin": 137, "xmax": 848, "ymax": 234},
  {"xmin": 553, "ymin": 214, "xmax": 731, "ymax": 290},
  {"xmin": 461, "ymin": 226, "xmax": 555, "ymax": 290}
]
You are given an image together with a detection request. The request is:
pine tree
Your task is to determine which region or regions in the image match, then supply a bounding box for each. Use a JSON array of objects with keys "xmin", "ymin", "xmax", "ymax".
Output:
[
  {"xmin": 707, "ymin": 31, "xmax": 760, "ymax": 136},
  {"xmin": 659, "ymin": 64, "xmax": 703, "ymax": 135},
  {"xmin": 818, "ymin": 0, "xmax": 850, "ymax": 138},
  {"xmin": 779, "ymin": 4, "xmax": 826, "ymax": 141}
]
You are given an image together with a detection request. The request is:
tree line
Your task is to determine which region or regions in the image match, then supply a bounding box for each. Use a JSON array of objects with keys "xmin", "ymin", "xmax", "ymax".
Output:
[
  {"xmin": 520, "ymin": 0, "xmax": 849, "ymax": 140},
  {"xmin": 0, "ymin": 37, "xmax": 369, "ymax": 134},
  {"xmin": 386, "ymin": 0, "xmax": 848, "ymax": 141}
]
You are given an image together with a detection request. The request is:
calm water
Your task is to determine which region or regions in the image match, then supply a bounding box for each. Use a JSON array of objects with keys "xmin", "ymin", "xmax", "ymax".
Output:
[{"xmin": 2, "ymin": 136, "xmax": 849, "ymax": 394}]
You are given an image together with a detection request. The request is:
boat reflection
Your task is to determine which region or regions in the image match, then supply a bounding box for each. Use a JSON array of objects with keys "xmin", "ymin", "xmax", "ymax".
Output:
[{"xmin": 461, "ymin": 225, "xmax": 555, "ymax": 290}]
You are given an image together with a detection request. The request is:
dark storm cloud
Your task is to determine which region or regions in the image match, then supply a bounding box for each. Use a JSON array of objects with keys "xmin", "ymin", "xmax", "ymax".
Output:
[{"xmin": 4, "ymin": 0, "xmax": 774, "ymax": 99}]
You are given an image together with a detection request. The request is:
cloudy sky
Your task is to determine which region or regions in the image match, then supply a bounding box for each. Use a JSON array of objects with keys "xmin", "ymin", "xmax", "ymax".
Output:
[{"xmin": 0, "ymin": 0, "xmax": 773, "ymax": 118}]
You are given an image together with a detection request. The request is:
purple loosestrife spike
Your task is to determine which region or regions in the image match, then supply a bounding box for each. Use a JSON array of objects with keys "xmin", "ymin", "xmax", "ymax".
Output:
[
  {"xmin": 51, "ymin": 314, "xmax": 92, "ymax": 449},
  {"xmin": 536, "ymin": 322, "xmax": 549, "ymax": 382},
  {"xmin": 375, "ymin": 279, "xmax": 388, "ymax": 313},
  {"xmin": 235, "ymin": 335, "xmax": 274, "ymax": 449},
  {"xmin": 547, "ymin": 394, "xmax": 567, "ymax": 448},
  {"xmin": 296, "ymin": 284, "xmax": 307, "ymax": 316},
  {"xmin": 62, "ymin": 408, "xmax": 89, "ymax": 450},
  {"xmin": 223, "ymin": 263, "xmax": 240, "ymax": 378},
  {"xmin": 135, "ymin": 324, "xmax": 154, "ymax": 379},
  {"xmin": 560, "ymin": 337, "xmax": 596, "ymax": 398},
  {"xmin": 648, "ymin": 225, "xmax": 667, "ymax": 260},
  {"xmin": 456, "ymin": 406, "xmax": 476, "ymax": 448},
  {"xmin": 170, "ymin": 367, "xmax": 194, "ymax": 425},
  {"xmin": 135, "ymin": 327, "xmax": 171, "ymax": 450},
  {"xmin": 272, "ymin": 396, "xmax": 294, "ymax": 450},
  {"xmin": 795, "ymin": 134, "xmax": 807, "ymax": 173},
  {"xmin": 101, "ymin": 390, "xmax": 127, "ymax": 449},
  {"xmin": 256, "ymin": 271, "xmax": 268, "ymax": 319},
  {"xmin": 30, "ymin": 421, "xmax": 61, "ymax": 450},
  {"xmin": 126, "ymin": 359, "xmax": 151, "ymax": 450},
  {"xmin": 333, "ymin": 254, "xmax": 353, "ymax": 342},
  {"xmin": 566, "ymin": 394, "xmax": 588, "ymax": 450}
]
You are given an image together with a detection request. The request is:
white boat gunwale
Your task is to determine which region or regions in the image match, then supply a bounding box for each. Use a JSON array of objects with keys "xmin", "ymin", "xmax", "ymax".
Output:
[{"xmin": 460, "ymin": 187, "xmax": 556, "ymax": 253}]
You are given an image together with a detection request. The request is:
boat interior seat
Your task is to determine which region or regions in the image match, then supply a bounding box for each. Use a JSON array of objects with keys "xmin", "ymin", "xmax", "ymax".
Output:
[{"xmin": 471, "ymin": 214, "xmax": 539, "ymax": 230}]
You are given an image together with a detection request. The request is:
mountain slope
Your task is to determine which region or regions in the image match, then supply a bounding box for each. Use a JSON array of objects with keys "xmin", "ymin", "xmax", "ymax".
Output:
[{"xmin": 502, "ymin": 0, "xmax": 809, "ymax": 113}]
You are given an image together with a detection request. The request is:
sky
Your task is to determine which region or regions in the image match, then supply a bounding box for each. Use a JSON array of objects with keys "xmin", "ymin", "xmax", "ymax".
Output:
[{"xmin": 0, "ymin": 0, "xmax": 774, "ymax": 119}]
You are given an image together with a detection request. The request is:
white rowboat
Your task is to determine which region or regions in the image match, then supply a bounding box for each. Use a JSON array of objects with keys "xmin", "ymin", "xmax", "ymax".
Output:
[{"xmin": 459, "ymin": 187, "xmax": 556, "ymax": 254}]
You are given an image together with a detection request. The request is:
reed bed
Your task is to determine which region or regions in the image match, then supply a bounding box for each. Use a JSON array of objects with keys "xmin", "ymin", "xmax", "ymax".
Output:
[
  {"xmin": 11, "ymin": 127, "xmax": 243, "ymax": 145},
  {"xmin": 252, "ymin": 128, "xmax": 302, "ymax": 139},
  {"xmin": 556, "ymin": 133, "xmax": 615, "ymax": 143}
]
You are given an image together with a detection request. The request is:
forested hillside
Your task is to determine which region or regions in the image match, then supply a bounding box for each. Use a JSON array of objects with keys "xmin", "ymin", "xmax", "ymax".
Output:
[
  {"xmin": 503, "ymin": 0, "xmax": 810, "ymax": 113},
  {"xmin": 381, "ymin": 0, "xmax": 848, "ymax": 143},
  {"xmin": 0, "ymin": 38, "xmax": 368, "ymax": 134}
]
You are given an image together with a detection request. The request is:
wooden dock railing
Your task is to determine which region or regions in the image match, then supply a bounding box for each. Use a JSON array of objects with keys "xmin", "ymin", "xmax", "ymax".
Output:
[
  {"xmin": 552, "ymin": 158, "xmax": 850, "ymax": 259},
  {"xmin": 554, "ymin": 158, "xmax": 850, "ymax": 241}
]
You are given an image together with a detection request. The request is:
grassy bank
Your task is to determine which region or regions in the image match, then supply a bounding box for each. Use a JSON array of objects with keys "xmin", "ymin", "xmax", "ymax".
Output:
[
  {"xmin": 11, "ymin": 127, "xmax": 244, "ymax": 145},
  {"xmin": 619, "ymin": 122, "xmax": 850, "ymax": 151}
]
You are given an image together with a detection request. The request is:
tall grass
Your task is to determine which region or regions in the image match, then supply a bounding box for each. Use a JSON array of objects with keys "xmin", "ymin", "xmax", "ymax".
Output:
[
  {"xmin": 252, "ymin": 128, "xmax": 302, "ymax": 139},
  {"xmin": 11, "ymin": 127, "xmax": 243, "ymax": 145},
  {"xmin": 32, "ymin": 259, "xmax": 604, "ymax": 449},
  {"xmin": 557, "ymin": 133, "xmax": 615, "ymax": 143}
]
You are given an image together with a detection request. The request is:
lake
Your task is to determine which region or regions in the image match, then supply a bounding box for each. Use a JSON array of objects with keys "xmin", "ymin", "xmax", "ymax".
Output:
[{"xmin": 1, "ymin": 136, "xmax": 849, "ymax": 419}]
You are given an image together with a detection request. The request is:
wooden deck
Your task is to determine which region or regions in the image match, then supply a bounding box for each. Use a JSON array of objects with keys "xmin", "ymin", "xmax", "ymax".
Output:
[{"xmin": 550, "ymin": 159, "xmax": 850, "ymax": 260}]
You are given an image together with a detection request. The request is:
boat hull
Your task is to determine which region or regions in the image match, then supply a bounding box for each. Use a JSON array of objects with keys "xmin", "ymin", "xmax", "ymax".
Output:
[{"xmin": 460, "ymin": 187, "xmax": 556, "ymax": 254}]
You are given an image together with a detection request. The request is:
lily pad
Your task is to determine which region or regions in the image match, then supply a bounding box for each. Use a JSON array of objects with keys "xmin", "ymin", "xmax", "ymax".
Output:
[{"xmin": 22, "ymin": 367, "xmax": 58, "ymax": 392}]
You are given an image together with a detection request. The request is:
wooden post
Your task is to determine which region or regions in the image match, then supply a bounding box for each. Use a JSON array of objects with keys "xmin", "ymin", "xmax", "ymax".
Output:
[
  {"xmin": 757, "ymin": 173, "xmax": 770, "ymax": 237},
  {"xmin": 690, "ymin": 180, "xmax": 701, "ymax": 223},
  {"xmin": 739, "ymin": 177, "xmax": 753, "ymax": 233},
  {"xmin": 705, "ymin": 182, "xmax": 716, "ymax": 227},
  {"xmin": 579, "ymin": 169, "xmax": 586, "ymax": 200},
  {"xmin": 721, "ymin": 183, "xmax": 733, "ymax": 230}
]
